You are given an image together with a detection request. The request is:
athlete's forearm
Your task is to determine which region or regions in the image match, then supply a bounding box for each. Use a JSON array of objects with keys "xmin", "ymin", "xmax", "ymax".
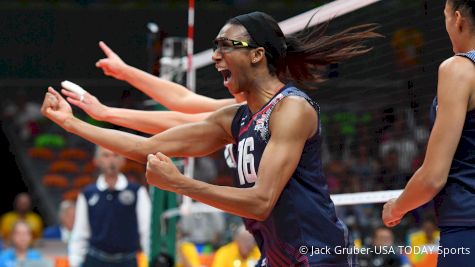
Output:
[
  {"xmin": 103, "ymin": 107, "xmax": 210, "ymax": 134},
  {"xmin": 63, "ymin": 116, "xmax": 152, "ymax": 163},
  {"xmin": 176, "ymin": 177, "xmax": 270, "ymax": 221},
  {"xmin": 394, "ymin": 166, "xmax": 446, "ymax": 216},
  {"xmin": 121, "ymin": 65, "xmax": 236, "ymax": 113}
]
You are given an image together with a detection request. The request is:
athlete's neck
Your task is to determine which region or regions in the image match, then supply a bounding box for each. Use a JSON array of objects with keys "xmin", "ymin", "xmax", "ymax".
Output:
[
  {"xmin": 244, "ymin": 77, "xmax": 285, "ymax": 114},
  {"xmin": 458, "ymin": 37, "xmax": 475, "ymax": 53}
]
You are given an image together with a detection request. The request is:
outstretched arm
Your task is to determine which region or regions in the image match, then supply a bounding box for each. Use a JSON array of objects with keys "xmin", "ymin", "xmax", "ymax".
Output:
[
  {"xmin": 41, "ymin": 87, "xmax": 237, "ymax": 164},
  {"xmin": 145, "ymin": 96, "xmax": 318, "ymax": 221},
  {"xmin": 383, "ymin": 56, "xmax": 474, "ymax": 227},
  {"xmin": 62, "ymin": 89, "xmax": 211, "ymax": 135},
  {"xmin": 96, "ymin": 41, "xmax": 240, "ymax": 113}
]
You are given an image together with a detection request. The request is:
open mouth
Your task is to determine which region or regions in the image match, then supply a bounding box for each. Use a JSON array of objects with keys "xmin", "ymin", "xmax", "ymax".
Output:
[{"xmin": 219, "ymin": 69, "xmax": 232, "ymax": 85}]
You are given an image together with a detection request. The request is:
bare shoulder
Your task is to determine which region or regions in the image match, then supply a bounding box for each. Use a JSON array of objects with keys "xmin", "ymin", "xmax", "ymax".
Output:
[
  {"xmin": 270, "ymin": 96, "xmax": 318, "ymax": 137},
  {"xmin": 273, "ymin": 96, "xmax": 316, "ymax": 116},
  {"xmin": 439, "ymin": 56, "xmax": 475, "ymax": 82},
  {"xmin": 438, "ymin": 56, "xmax": 475, "ymax": 107}
]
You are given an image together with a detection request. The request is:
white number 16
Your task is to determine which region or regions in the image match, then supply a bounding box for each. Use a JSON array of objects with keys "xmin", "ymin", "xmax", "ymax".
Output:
[{"xmin": 237, "ymin": 137, "xmax": 257, "ymax": 185}]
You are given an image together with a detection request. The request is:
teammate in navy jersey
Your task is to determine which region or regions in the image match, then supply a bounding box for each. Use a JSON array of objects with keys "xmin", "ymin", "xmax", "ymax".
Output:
[
  {"xmin": 41, "ymin": 11, "xmax": 379, "ymax": 266},
  {"xmin": 383, "ymin": 1, "xmax": 475, "ymax": 266}
]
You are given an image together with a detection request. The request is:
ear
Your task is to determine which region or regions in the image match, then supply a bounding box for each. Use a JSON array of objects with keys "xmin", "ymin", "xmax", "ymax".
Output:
[
  {"xmin": 455, "ymin": 10, "xmax": 464, "ymax": 31},
  {"xmin": 250, "ymin": 47, "xmax": 266, "ymax": 64}
]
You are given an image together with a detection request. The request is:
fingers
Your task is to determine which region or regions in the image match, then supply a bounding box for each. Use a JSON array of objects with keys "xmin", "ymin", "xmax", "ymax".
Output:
[
  {"xmin": 67, "ymin": 97, "xmax": 82, "ymax": 108},
  {"xmin": 99, "ymin": 41, "xmax": 115, "ymax": 57},
  {"xmin": 155, "ymin": 152, "xmax": 173, "ymax": 163},
  {"xmin": 96, "ymin": 59, "xmax": 106, "ymax": 68},
  {"xmin": 61, "ymin": 89, "xmax": 80, "ymax": 100},
  {"xmin": 385, "ymin": 219, "xmax": 401, "ymax": 228},
  {"xmin": 147, "ymin": 154, "xmax": 161, "ymax": 168},
  {"xmin": 48, "ymin": 86, "xmax": 64, "ymax": 100},
  {"xmin": 45, "ymin": 92, "xmax": 59, "ymax": 106},
  {"xmin": 48, "ymin": 86, "xmax": 59, "ymax": 96}
]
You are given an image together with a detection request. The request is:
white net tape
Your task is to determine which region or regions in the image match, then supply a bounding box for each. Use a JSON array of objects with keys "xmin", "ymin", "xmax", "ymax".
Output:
[{"xmin": 163, "ymin": 190, "xmax": 402, "ymax": 220}]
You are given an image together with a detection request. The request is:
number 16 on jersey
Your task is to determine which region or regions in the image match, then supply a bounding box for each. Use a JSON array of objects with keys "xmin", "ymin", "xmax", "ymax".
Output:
[{"xmin": 237, "ymin": 137, "xmax": 258, "ymax": 185}]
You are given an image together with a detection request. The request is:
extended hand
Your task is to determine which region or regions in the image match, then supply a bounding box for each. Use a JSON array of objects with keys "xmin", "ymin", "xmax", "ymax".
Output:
[
  {"xmin": 41, "ymin": 87, "xmax": 74, "ymax": 127},
  {"xmin": 382, "ymin": 198, "xmax": 404, "ymax": 228},
  {"xmin": 95, "ymin": 41, "xmax": 128, "ymax": 80},
  {"xmin": 146, "ymin": 152, "xmax": 184, "ymax": 192},
  {"xmin": 62, "ymin": 89, "xmax": 108, "ymax": 121}
]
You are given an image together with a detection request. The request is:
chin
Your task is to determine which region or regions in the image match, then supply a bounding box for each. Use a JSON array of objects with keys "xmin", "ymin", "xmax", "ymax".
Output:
[{"xmin": 226, "ymin": 85, "xmax": 240, "ymax": 95}]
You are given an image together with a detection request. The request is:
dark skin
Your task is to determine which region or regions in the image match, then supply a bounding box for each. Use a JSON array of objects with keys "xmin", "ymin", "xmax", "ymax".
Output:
[{"xmin": 41, "ymin": 23, "xmax": 318, "ymax": 221}]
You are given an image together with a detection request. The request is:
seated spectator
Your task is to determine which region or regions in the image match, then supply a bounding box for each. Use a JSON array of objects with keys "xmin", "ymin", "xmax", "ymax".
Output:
[
  {"xmin": 180, "ymin": 212, "xmax": 225, "ymax": 252},
  {"xmin": 0, "ymin": 193, "xmax": 43, "ymax": 241},
  {"xmin": 42, "ymin": 200, "xmax": 75, "ymax": 243},
  {"xmin": 212, "ymin": 225, "xmax": 260, "ymax": 267},
  {"xmin": 359, "ymin": 226, "xmax": 409, "ymax": 267},
  {"xmin": 0, "ymin": 221, "xmax": 44, "ymax": 267},
  {"xmin": 176, "ymin": 241, "xmax": 200, "ymax": 267},
  {"xmin": 175, "ymin": 221, "xmax": 200, "ymax": 267}
]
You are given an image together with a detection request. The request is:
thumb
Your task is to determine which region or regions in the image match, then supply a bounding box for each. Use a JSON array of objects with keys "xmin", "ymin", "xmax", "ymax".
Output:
[{"xmin": 96, "ymin": 59, "xmax": 108, "ymax": 68}]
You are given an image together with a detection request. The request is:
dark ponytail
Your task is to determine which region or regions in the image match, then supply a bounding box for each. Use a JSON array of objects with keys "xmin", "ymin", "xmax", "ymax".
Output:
[
  {"xmin": 229, "ymin": 12, "xmax": 381, "ymax": 90},
  {"xmin": 282, "ymin": 22, "xmax": 381, "ymax": 89}
]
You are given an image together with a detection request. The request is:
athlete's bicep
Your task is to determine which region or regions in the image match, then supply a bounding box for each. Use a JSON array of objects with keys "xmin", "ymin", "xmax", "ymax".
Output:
[
  {"xmin": 252, "ymin": 97, "xmax": 318, "ymax": 216},
  {"xmin": 422, "ymin": 57, "xmax": 472, "ymax": 180}
]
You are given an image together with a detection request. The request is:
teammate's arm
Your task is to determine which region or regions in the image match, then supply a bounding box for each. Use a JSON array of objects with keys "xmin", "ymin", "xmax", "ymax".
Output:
[
  {"xmin": 41, "ymin": 87, "xmax": 236, "ymax": 163},
  {"xmin": 96, "ymin": 41, "xmax": 240, "ymax": 113},
  {"xmin": 145, "ymin": 97, "xmax": 317, "ymax": 221},
  {"xmin": 61, "ymin": 89, "xmax": 211, "ymax": 135},
  {"xmin": 383, "ymin": 57, "xmax": 474, "ymax": 227}
]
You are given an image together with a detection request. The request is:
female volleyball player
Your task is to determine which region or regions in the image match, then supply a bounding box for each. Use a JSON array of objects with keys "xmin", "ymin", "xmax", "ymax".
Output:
[
  {"xmin": 383, "ymin": 1, "xmax": 475, "ymax": 266},
  {"xmin": 42, "ymin": 12, "xmax": 379, "ymax": 266}
]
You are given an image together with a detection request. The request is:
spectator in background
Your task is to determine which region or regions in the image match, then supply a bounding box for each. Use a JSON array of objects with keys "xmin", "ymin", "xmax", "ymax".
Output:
[
  {"xmin": 378, "ymin": 149, "xmax": 407, "ymax": 190},
  {"xmin": 408, "ymin": 217, "xmax": 439, "ymax": 248},
  {"xmin": 212, "ymin": 225, "xmax": 260, "ymax": 267},
  {"xmin": 69, "ymin": 146, "xmax": 151, "ymax": 267},
  {"xmin": 0, "ymin": 193, "xmax": 43, "ymax": 241},
  {"xmin": 0, "ymin": 221, "xmax": 44, "ymax": 267},
  {"xmin": 180, "ymin": 212, "xmax": 225, "ymax": 253},
  {"xmin": 349, "ymin": 144, "xmax": 379, "ymax": 190},
  {"xmin": 42, "ymin": 200, "xmax": 75, "ymax": 243},
  {"xmin": 359, "ymin": 226, "xmax": 409, "ymax": 267},
  {"xmin": 379, "ymin": 117, "xmax": 418, "ymax": 174},
  {"xmin": 406, "ymin": 218, "xmax": 439, "ymax": 266}
]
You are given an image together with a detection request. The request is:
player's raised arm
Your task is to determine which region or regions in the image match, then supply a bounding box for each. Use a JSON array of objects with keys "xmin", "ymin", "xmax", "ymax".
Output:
[
  {"xmin": 95, "ymin": 41, "xmax": 239, "ymax": 113},
  {"xmin": 62, "ymin": 88, "xmax": 211, "ymax": 135},
  {"xmin": 42, "ymin": 86, "xmax": 237, "ymax": 163}
]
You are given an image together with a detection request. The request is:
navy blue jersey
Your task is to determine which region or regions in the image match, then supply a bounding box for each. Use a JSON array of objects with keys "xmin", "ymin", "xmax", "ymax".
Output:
[
  {"xmin": 432, "ymin": 51, "xmax": 475, "ymax": 226},
  {"xmin": 231, "ymin": 84, "xmax": 355, "ymax": 267}
]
